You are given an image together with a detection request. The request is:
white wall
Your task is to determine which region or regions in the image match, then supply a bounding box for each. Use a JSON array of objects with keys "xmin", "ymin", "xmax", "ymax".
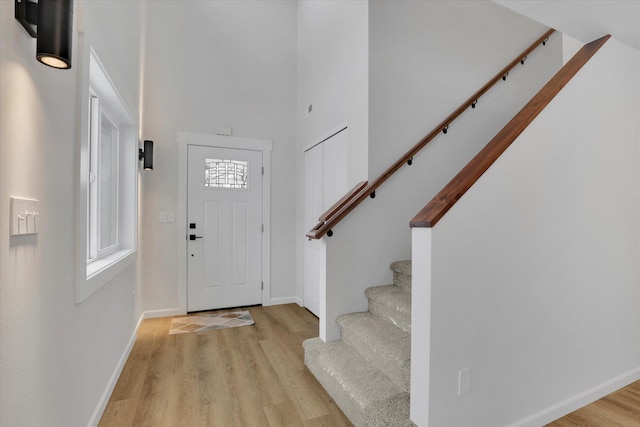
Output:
[
  {"xmin": 320, "ymin": 1, "xmax": 561, "ymax": 341},
  {"xmin": 141, "ymin": 0, "xmax": 297, "ymax": 311},
  {"xmin": 296, "ymin": 0, "xmax": 369, "ymax": 183},
  {"xmin": 412, "ymin": 38, "xmax": 640, "ymax": 427},
  {"xmin": 562, "ymin": 34, "xmax": 584, "ymax": 64},
  {"xmin": 369, "ymin": 0, "xmax": 559, "ymax": 177},
  {"xmin": 495, "ymin": 0, "xmax": 640, "ymax": 52},
  {"xmin": 296, "ymin": 0, "xmax": 369, "ymax": 304},
  {"xmin": 0, "ymin": 1, "xmax": 146, "ymax": 425}
]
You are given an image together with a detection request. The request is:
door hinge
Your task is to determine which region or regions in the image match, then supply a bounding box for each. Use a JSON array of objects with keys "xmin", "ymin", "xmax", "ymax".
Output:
[
  {"xmin": 261, "ymin": 282, "xmax": 264, "ymax": 290},
  {"xmin": 262, "ymin": 224, "xmax": 264, "ymax": 232},
  {"xmin": 262, "ymin": 166, "xmax": 264, "ymax": 175}
]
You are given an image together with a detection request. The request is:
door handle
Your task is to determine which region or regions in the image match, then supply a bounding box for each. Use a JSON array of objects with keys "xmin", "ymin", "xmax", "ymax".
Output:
[{"xmin": 189, "ymin": 234, "xmax": 203, "ymax": 240}]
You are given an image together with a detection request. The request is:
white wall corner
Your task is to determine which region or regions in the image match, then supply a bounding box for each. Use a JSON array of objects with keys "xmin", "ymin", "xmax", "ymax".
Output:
[
  {"xmin": 86, "ymin": 313, "xmax": 145, "ymax": 427},
  {"xmin": 411, "ymin": 227, "xmax": 432, "ymax": 427},
  {"xmin": 269, "ymin": 296, "xmax": 303, "ymax": 307}
]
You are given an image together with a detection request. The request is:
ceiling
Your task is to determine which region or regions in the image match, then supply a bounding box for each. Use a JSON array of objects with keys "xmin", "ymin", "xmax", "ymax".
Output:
[{"xmin": 495, "ymin": 0, "xmax": 640, "ymax": 52}]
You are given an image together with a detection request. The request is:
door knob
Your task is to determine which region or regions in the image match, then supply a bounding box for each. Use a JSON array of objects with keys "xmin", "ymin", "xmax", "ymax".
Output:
[{"xmin": 189, "ymin": 234, "xmax": 203, "ymax": 240}]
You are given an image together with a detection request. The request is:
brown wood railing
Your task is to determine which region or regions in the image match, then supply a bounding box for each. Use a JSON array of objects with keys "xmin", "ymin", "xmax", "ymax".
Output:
[
  {"xmin": 307, "ymin": 181, "xmax": 368, "ymax": 238},
  {"xmin": 319, "ymin": 181, "xmax": 368, "ymax": 222},
  {"xmin": 410, "ymin": 34, "xmax": 610, "ymax": 228},
  {"xmin": 307, "ymin": 28, "xmax": 556, "ymax": 239}
]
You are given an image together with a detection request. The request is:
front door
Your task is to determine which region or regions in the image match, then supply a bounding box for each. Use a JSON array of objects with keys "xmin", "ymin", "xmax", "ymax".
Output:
[{"xmin": 187, "ymin": 145, "xmax": 263, "ymax": 311}]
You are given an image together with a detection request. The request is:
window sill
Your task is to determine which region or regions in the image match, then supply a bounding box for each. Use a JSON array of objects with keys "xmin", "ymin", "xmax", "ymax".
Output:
[{"xmin": 77, "ymin": 248, "xmax": 136, "ymax": 303}]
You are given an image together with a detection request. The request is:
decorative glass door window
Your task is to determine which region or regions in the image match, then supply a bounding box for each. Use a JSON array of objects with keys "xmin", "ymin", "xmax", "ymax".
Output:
[{"xmin": 205, "ymin": 159, "xmax": 248, "ymax": 189}]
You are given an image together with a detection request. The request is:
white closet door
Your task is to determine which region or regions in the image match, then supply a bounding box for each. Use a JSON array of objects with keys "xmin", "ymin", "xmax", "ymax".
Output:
[{"xmin": 303, "ymin": 128, "xmax": 348, "ymax": 317}]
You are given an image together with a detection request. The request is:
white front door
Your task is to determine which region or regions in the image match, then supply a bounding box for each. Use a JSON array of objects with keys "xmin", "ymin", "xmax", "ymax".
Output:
[{"xmin": 187, "ymin": 145, "xmax": 263, "ymax": 311}]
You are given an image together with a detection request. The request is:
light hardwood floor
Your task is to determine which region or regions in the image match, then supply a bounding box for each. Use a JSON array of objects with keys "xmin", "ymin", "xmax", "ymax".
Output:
[
  {"xmin": 98, "ymin": 304, "xmax": 352, "ymax": 427},
  {"xmin": 100, "ymin": 303, "xmax": 639, "ymax": 427}
]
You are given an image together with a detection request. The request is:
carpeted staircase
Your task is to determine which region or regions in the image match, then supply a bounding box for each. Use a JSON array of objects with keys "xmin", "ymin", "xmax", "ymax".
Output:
[{"xmin": 304, "ymin": 260, "xmax": 415, "ymax": 427}]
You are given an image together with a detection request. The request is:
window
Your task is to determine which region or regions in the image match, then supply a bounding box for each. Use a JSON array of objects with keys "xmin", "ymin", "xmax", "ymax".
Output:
[
  {"xmin": 88, "ymin": 95, "xmax": 119, "ymax": 260},
  {"xmin": 76, "ymin": 48, "xmax": 138, "ymax": 303},
  {"xmin": 204, "ymin": 158, "xmax": 249, "ymax": 189}
]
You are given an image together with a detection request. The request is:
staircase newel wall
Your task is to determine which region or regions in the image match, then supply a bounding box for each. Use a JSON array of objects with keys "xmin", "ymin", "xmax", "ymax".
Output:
[
  {"xmin": 411, "ymin": 227, "xmax": 432, "ymax": 426},
  {"xmin": 413, "ymin": 38, "xmax": 640, "ymax": 427}
]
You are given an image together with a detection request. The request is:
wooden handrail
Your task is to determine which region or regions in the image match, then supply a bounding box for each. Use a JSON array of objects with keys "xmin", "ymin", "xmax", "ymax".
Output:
[
  {"xmin": 319, "ymin": 181, "xmax": 368, "ymax": 222},
  {"xmin": 410, "ymin": 34, "xmax": 610, "ymax": 228},
  {"xmin": 306, "ymin": 181, "xmax": 368, "ymax": 239},
  {"xmin": 307, "ymin": 28, "xmax": 556, "ymax": 239}
]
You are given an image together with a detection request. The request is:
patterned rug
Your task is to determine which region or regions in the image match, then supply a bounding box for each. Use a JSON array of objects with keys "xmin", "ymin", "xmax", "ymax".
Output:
[{"xmin": 169, "ymin": 311, "xmax": 254, "ymax": 335}]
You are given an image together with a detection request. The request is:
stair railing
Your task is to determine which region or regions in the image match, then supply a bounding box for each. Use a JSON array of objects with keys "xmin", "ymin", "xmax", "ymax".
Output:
[
  {"xmin": 307, "ymin": 28, "xmax": 556, "ymax": 239},
  {"xmin": 410, "ymin": 34, "xmax": 610, "ymax": 228}
]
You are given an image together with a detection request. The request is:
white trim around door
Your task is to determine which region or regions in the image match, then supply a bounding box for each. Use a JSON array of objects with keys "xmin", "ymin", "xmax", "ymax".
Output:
[{"xmin": 177, "ymin": 131, "xmax": 272, "ymax": 313}]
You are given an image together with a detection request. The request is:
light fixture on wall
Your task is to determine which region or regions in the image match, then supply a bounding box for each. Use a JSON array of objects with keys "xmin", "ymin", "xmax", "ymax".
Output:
[
  {"xmin": 15, "ymin": 0, "xmax": 74, "ymax": 69},
  {"xmin": 139, "ymin": 140, "xmax": 154, "ymax": 170}
]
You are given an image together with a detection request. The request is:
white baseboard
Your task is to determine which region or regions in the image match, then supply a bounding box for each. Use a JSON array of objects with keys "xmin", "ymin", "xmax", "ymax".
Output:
[
  {"xmin": 269, "ymin": 296, "xmax": 303, "ymax": 306},
  {"xmin": 86, "ymin": 312, "xmax": 145, "ymax": 427},
  {"xmin": 508, "ymin": 366, "xmax": 640, "ymax": 427},
  {"xmin": 143, "ymin": 307, "xmax": 183, "ymax": 319}
]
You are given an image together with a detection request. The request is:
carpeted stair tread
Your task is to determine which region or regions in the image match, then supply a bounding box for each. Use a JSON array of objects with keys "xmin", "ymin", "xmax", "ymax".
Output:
[
  {"xmin": 337, "ymin": 312, "xmax": 411, "ymax": 391},
  {"xmin": 303, "ymin": 259, "xmax": 415, "ymax": 426},
  {"xmin": 390, "ymin": 260, "xmax": 412, "ymax": 276},
  {"xmin": 303, "ymin": 337, "xmax": 411, "ymax": 427},
  {"xmin": 365, "ymin": 285, "xmax": 412, "ymax": 333},
  {"xmin": 390, "ymin": 260, "xmax": 412, "ymax": 291},
  {"xmin": 365, "ymin": 393, "xmax": 415, "ymax": 427}
]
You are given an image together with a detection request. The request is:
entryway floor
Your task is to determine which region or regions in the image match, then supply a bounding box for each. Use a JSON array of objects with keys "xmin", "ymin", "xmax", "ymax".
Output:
[{"xmin": 98, "ymin": 304, "xmax": 352, "ymax": 427}]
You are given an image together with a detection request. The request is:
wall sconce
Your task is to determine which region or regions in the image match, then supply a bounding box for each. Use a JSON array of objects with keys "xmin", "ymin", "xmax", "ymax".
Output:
[
  {"xmin": 15, "ymin": 0, "xmax": 74, "ymax": 69},
  {"xmin": 139, "ymin": 140, "xmax": 154, "ymax": 170}
]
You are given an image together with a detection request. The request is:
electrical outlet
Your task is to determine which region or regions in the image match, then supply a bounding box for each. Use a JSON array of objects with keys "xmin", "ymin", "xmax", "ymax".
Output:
[
  {"xmin": 10, "ymin": 197, "xmax": 40, "ymax": 236},
  {"xmin": 458, "ymin": 368, "xmax": 471, "ymax": 395}
]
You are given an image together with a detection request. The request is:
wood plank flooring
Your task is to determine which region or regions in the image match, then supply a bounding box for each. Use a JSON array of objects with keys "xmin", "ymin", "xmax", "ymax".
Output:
[
  {"xmin": 99, "ymin": 304, "xmax": 352, "ymax": 427},
  {"xmin": 546, "ymin": 380, "xmax": 640, "ymax": 427},
  {"xmin": 100, "ymin": 303, "xmax": 639, "ymax": 426}
]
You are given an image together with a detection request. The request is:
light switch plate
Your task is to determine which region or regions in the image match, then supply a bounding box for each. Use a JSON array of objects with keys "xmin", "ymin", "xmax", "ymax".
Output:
[
  {"xmin": 10, "ymin": 197, "xmax": 40, "ymax": 236},
  {"xmin": 215, "ymin": 126, "xmax": 232, "ymax": 136},
  {"xmin": 159, "ymin": 211, "xmax": 175, "ymax": 223}
]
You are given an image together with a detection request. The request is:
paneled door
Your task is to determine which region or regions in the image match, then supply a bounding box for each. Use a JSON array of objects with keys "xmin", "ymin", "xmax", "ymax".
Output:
[
  {"xmin": 303, "ymin": 144, "xmax": 324, "ymax": 317},
  {"xmin": 187, "ymin": 145, "xmax": 263, "ymax": 311},
  {"xmin": 303, "ymin": 127, "xmax": 348, "ymax": 317}
]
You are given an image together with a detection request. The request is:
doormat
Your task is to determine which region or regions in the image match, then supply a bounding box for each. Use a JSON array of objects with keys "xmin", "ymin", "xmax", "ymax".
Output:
[{"xmin": 169, "ymin": 311, "xmax": 254, "ymax": 335}]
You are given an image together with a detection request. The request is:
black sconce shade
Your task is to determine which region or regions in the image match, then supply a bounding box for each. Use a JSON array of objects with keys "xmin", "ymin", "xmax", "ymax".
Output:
[
  {"xmin": 15, "ymin": 0, "xmax": 74, "ymax": 69},
  {"xmin": 139, "ymin": 140, "xmax": 154, "ymax": 170}
]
